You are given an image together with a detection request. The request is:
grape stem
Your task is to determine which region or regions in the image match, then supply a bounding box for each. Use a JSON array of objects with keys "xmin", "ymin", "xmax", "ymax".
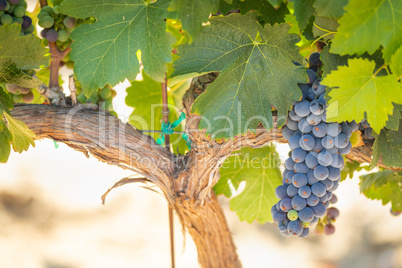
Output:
[
  {"xmin": 48, "ymin": 41, "xmax": 71, "ymax": 88},
  {"xmin": 39, "ymin": 0, "xmax": 47, "ymax": 7}
]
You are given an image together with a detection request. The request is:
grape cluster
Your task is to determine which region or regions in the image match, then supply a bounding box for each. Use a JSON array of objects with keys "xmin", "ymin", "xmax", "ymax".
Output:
[
  {"xmin": 0, "ymin": 0, "xmax": 34, "ymax": 35},
  {"xmin": 5, "ymin": 83, "xmax": 34, "ymax": 103},
  {"xmin": 38, "ymin": 5, "xmax": 78, "ymax": 44},
  {"xmin": 74, "ymin": 79, "xmax": 116, "ymax": 112},
  {"xmin": 272, "ymin": 54, "xmax": 359, "ymax": 238}
]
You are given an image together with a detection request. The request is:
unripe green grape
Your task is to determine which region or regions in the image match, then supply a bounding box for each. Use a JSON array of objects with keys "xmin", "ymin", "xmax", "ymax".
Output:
[
  {"xmin": 3, "ymin": 2, "xmax": 10, "ymax": 11},
  {"xmin": 13, "ymin": 6, "xmax": 25, "ymax": 17},
  {"xmin": 63, "ymin": 16, "xmax": 76, "ymax": 28},
  {"xmin": 18, "ymin": 87, "xmax": 30, "ymax": 94},
  {"xmin": 1, "ymin": 14, "xmax": 12, "ymax": 24},
  {"xmin": 287, "ymin": 210, "xmax": 298, "ymax": 221},
  {"xmin": 65, "ymin": 61, "xmax": 74, "ymax": 69},
  {"xmin": 111, "ymin": 89, "xmax": 116, "ymax": 98},
  {"xmin": 0, "ymin": 10, "xmax": 4, "ymax": 16},
  {"xmin": 24, "ymin": 24, "xmax": 35, "ymax": 33},
  {"xmin": 12, "ymin": 16, "xmax": 23, "ymax": 24},
  {"xmin": 302, "ymin": 221, "xmax": 310, "ymax": 228},
  {"xmin": 100, "ymin": 87, "xmax": 112, "ymax": 99},
  {"xmin": 37, "ymin": 11, "xmax": 48, "ymax": 20},
  {"xmin": 13, "ymin": 94, "xmax": 23, "ymax": 103},
  {"xmin": 38, "ymin": 16, "xmax": 54, "ymax": 28},
  {"xmin": 7, "ymin": 5, "xmax": 15, "ymax": 13},
  {"xmin": 18, "ymin": 0, "xmax": 27, "ymax": 8},
  {"xmin": 22, "ymin": 91, "xmax": 34, "ymax": 103},
  {"xmin": 57, "ymin": 29, "xmax": 69, "ymax": 42},
  {"xmin": 40, "ymin": 6, "xmax": 53, "ymax": 15},
  {"xmin": 53, "ymin": 5, "xmax": 60, "ymax": 14},
  {"xmin": 6, "ymin": 84, "xmax": 19, "ymax": 93}
]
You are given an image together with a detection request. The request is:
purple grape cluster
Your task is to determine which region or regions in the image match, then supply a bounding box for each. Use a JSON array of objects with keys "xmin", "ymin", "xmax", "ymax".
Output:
[{"xmin": 271, "ymin": 54, "xmax": 359, "ymax": 238}]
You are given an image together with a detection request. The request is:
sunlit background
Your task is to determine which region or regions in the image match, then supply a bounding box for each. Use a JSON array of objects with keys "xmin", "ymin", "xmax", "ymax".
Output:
[{"xmin": 1, "ymin": 1, "xmax": 402, "ymax": 268}]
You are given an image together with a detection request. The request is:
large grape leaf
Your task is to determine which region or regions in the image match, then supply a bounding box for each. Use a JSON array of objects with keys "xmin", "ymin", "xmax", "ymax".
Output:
[
  {"xmin": 313, "ymin": 0, "xmax": 348, "ymax": 18},
  {"xmin": 312, "ymin": 16, "xmax": 338, "ymax": 40},
  {"xmin": 0, "ymin": 87, "xmax": 13, "ymax": 113},
  {"xmin": 390, "ymin": 46, "xmax": 402, "ymax": 78},
  {"xmin": 218, "ymin": 0, "xmax": 289, "ymax": 24},
  {"xmin": 331, "ymin": 0, "xmax": 402, "ymax": 62},
  {"xmin": 267, "ymin": 0, "xmax": 283, "ymax": 8},
  {"xmin": 372, "ymin": 129, "xmax": 402, "ymax": 168},
  {"xmin": 0, "ymin": 120, "xmax": 12, "ymax": 163},
  {"xmin": 168, "ymin": 0, "xmax": 220, "ymax": 39},
  {"xmin": 289, "ymin": 0, "xmax": 315, "ymax": 32},
  {"xmin": 321, "ymin": 47, "xmax": 384, "ymax": 76},
  {"xmin": 171, "ymin": 12, "xmax": 306, "ymax": 139},
  {"xmin": 59, "ymin": 0, "xmax": 175, "ymax": 96},
  {"xmin": 3, "ymin": 112, "xmax": 36, "ymax": 153},
  {"xmin": 0, "ymin": 24, "xmax": 50, "ymax": 87},
  {"xmin": 216, "ymin": 145, "xmax": 282, "ymax": 223},
  {"xmin": 360, "ymin": 170, "xmax": 402, "ymax": 211},
  {"xmin": 322, "ymin": 58, "xmax": 402, "ymax": 133},
  {"xmin": 237, "ymin": 0, "xmax": 290, "ymax": 25},
  {"xmin": 386, "ymin": 104, "xmax": 402, "ymax": 130}
]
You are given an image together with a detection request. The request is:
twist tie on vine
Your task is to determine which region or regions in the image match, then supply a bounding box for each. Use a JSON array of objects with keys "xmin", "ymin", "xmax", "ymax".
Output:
[{"xmin": 156, "ymin": 112, "xmax": 191, "ymax": 149}]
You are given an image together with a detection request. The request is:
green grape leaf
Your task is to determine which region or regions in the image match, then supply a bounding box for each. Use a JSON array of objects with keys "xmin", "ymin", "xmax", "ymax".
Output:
[
  {"xmin": 360, "ymin": 170, "xmax": 402, "ymax": 211},
  {"xmin": 218, "ymin": 0, "xmax": 239, "ymax": 14},
  {"xmin": 289, "ymin": 0, "xmax": 315, "ymax": 31},
  {"xmin": 3, "ymin": 112, "xmax": 36, "ymax": 153},
  {"xmin": 313, "ymin": 0, "xmax": 348, "ymax": 18},
  {"xmin": 237, "ymin": 0, "xmax": 289, "ymax": 25},
  {"xmin": 372, "ymin": 129, "xmax": 402, "ymax": 168},
  {"xmin": 217, "ymin": 145, "xmax": 282, "ymax": 223},
  {"xmin": 172, "ymin": 13, "xmax": 306, "ymax": 139},
  {"xmin": 126, "ymin": 71, "xmax": 188, "ymax": 154},
  {"xmin": 60, "ymin": 0, "xmax": 175, "ymax": 96},
  {"xmin": 169, "ymin": 0, "xmax": 220, "ymax": 39},
  {"xmin": 322, "ymin": 58, "xmax": 402, "ymax": 133},
  {"xmin": 331, "ymin": 0, "xmax": 402, "ymax": 62},
  {"xmin": 390, "ymin": 46, "xmax": 402, "ymax": 78},
  {"xmin": 387, "ymin": 124, "xmax": 402, "ymax": 147},
  {"xmin": 321, "ymin": 47, "xmax": 385, "ymax": 76},
  {"xmin": 312, "ymin": 16, "xmax": 338, "ymax": 40},
  {"xmin": 385, "ymin": 104, "xmax": 402, "ymax": 130},
  {"xmin": 0, "ymin": 120, "xmax": 12, "ymax": 163},
  {"xmin": 0, "ymin": 24, "xmax": 50, "ymax": 87},
  {"xmin": 340, "ymin": 160, "xmax": 362, "ymax": 181},
  {"xmin": 267, "ymin": 0, "xmax": 283, "ymax": 8},
  {"xmin": 0, "ymin": 87, "xmax": 14, "ymax": 113}
]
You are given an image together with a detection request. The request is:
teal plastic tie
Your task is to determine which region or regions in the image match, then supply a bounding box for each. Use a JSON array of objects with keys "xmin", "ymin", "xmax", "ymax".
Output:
[{"xmin": 156, "ymin": 112, "xmax": 191, "ymax": 149}]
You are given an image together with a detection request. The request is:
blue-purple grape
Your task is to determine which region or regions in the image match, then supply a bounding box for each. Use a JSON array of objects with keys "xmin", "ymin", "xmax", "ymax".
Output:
[
  {"xmin": 298, "ymin": 185, "xmax": 312, "ymax": 198},
  {"xmin": 299, "ymin": 207, "xmax": 314, "ymax": 222},
  {"xmin": 292, "ymin": 173, "xmax": 308, "ymax": 188},
  {"xmin": 311, "ymin": 182, "xmax": 326, "ymax": 197}
]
